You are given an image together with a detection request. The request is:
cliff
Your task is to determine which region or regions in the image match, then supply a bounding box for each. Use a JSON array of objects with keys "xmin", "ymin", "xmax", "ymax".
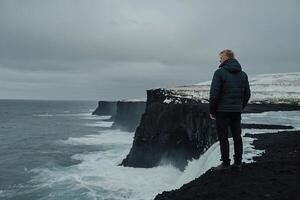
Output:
[
  {"xmin": 92, "ymin": 101, "xmax": 117, "ymax": 116},
  {"xmin": 119, "ymin": 72, "xmax": 300, "ymax": 171},
  {"xmin": 119, "ymin": 88, "xmax": 218, "ymax": 171},
  {"xmin": 111, "ymin": 100, "xmax": 146, "ymax": 132},
  {"xmin": 242, "ymin": 103, "xmax": 300, "ymax": 113}
]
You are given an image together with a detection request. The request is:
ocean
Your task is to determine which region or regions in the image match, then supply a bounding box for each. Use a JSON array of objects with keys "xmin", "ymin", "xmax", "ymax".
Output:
[
  {"xmin": 1, "ymin": 100, "xmax": 299, "ymax": 200},
  {"xmin": 0, "ymin": 100, "xmax": 182, "ymax": 200}
]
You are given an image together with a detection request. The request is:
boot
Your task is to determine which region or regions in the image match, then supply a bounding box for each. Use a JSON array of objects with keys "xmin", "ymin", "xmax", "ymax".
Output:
[
  {"xmin": 211, "ymin": 162, "xmax": 231, "ymax": 171},
  {"xmin": 231, "ymin": 162, "xmax": 242, "ymax": 172}
]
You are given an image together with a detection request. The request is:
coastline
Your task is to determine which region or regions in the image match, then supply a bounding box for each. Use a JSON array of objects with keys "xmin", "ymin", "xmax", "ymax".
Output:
[{"xmin": 154, "ymin": 130, "xmax": 300, "ymax": 200}]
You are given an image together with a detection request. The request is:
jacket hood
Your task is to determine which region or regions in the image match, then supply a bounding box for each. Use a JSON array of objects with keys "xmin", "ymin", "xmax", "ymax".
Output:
[{"xmin": 219, "ymin": 58, "xmax": 241, "ymax": 73}]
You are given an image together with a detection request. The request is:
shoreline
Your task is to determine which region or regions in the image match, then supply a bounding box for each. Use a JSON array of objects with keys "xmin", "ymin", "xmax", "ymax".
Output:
[{"xmin": 154, "ymin": 130, "xmax": 300, "ymax": 200}]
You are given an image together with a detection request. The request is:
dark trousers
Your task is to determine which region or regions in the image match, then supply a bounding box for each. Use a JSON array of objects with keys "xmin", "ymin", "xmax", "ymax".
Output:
[{"xmin": 215, "ymin": 112, "xmax": 243, "ymax": 165}]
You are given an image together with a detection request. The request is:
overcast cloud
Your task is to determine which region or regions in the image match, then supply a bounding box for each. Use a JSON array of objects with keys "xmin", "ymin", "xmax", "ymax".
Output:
[{"xmin": 0, "ymin": 0, "xmax": 299, "ymax": 100}]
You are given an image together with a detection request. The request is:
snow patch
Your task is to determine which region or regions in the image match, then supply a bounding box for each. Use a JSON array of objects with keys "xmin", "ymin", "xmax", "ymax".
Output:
[{"xmin": 161, "ymin": 72, "xmax": 300, "ymax": 105}]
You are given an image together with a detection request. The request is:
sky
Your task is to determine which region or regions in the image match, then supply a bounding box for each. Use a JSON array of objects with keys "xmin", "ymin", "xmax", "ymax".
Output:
[{"xmin": 0, "ymin": 0, "xmax": 299, "ymax": 101}]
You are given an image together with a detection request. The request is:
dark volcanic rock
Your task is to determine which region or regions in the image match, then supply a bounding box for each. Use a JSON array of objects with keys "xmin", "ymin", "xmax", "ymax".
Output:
[
  {"xmin": 92, "ymin": 101, "xmax": 117, "ymax": 116},
  {"xmin": 119, "ymin": 89, "xmax": 218, "ymax": 171},
  {"xmin": 111, "ymin": 101, "xmax": 146, "ymax": 132},
  {"xmin": 241, "ymin": 123, "xmax": 294, "ymax": 129},
  {"xmin": 154, "ymin": 130, "xmax": 300, "ymax": 200},
  {"xmin": 243, "ymin": 103, "xmax": 300, "ymax": 113}
]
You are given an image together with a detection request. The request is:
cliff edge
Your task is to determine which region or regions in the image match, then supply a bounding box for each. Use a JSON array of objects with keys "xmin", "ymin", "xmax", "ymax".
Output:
[
  {"xmin": 119, "ymin": 88, "xmax": 217, "ymax": 171},
  {"xmin": 111, "ymin": 100, "xmax": 146, "ymax": 132}
]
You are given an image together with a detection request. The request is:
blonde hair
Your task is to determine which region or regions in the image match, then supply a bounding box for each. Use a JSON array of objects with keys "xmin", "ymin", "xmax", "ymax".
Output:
[{"xmin": 219, "ymin": 49, "xmax": 235, "ymax": 59}]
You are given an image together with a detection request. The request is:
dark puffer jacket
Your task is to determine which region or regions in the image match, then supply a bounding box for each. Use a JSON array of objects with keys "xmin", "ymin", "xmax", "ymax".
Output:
[{"xmin": 209, "ymin": 58, "xmax": 251, "ymax": 113}]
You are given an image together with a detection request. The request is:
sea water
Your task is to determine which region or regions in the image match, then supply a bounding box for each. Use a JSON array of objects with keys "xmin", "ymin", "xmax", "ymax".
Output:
[{"xmin": 1, "ymin": 100, "xmax": 299, "ymax": 200}]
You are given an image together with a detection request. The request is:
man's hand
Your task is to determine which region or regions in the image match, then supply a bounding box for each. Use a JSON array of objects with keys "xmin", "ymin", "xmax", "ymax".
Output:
[{"xmin": 209, "ymin": 113, "xmax": 216, "ymax": 120}]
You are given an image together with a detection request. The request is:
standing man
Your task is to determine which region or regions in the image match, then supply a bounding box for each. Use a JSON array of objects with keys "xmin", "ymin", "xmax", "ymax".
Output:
[{"xmin": 209, "ymin": 49, "xmax": 251, "ymax": 171}]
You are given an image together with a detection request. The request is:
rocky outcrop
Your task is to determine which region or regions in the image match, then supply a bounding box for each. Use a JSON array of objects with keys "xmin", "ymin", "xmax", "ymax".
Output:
[
  {"xmin": 154, "ymin": 130, "xmax": 300, "ymax": 200},
  {"xmin": 111, "ymin": 100, "xmax": 146, "ymax": 132},
  {"xmin": 118, "ymin": 87, "xmax": 300, "ymax": 171},
  {"xmin": 119, "ymin": 88, "xmax": 218, "ymax": 171},
  {"xmin": 92, "ymin": 101, "xmax": 117, "ymax": 116},
  {"xmin": 241, "ymin": 123, "xmax": 294, "ymax": 129},
  {"xmin": 243, "ymin": 103, "xmax": 300, "ymax": 113}
]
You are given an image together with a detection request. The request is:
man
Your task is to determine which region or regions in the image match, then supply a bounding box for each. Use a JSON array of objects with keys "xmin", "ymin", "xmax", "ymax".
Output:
[{"xmin": 209, "ymin": 49, "xmax": 251, "ymax": 171}]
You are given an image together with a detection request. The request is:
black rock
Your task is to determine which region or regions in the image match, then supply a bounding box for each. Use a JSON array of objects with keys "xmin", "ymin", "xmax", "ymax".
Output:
[
  {"xmin": 92, "ymin": 101, "xmax": 117, "ymax": 116},
  {"xmin": 111, "ymin": 101, "xmax": 146, "ymax": 132},
  {"xmin": 241, "ymin": 123, "xmax": 294, "ymax": 129},
  {"xmin": 119, "ymin": 88, "xmax": 218, "ymax": 171},
  {"xmin": 243, "ymin": 103, "xmax": 300, "ymax": 113}
]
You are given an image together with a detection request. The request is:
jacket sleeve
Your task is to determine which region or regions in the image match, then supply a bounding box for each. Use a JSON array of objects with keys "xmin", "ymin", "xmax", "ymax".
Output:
[
  {"xmin": 209, "ymin": 69, "xmax": 222, "ymax": 113},
  {"xmin": 242, "ymin": 73, "xmax": 251, "ymax": 108}
]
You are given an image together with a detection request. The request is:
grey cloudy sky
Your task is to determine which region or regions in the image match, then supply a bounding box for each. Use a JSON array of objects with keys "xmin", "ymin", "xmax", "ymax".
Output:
[{"xmin": 0, "ymin": 0, "xmax": 299, "ymax": 100}]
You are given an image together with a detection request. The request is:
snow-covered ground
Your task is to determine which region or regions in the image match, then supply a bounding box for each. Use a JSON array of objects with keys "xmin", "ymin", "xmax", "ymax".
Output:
[{"xmin": 162, "ymin": 72, "xmax": 300, "ymax": 105}]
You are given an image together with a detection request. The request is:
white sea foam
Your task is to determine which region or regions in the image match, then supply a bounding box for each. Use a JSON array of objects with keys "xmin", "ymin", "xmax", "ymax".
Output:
[
  {"xmin": 33, "ymin": 112, "xmax": 110, "ymax": 119},
  {"xmin": 31, "ymin": 128, "xmax": 181, "ymax": 200},
  {"xmin": 0, "ymin": 190, "xmax": 6, "ymax": 198},
  {"xmin": 83, "ymin": 121, "xmax": 114, "ymax": 128},
  {"xmin": 173, "ymin": 129, "xmax": 265, "ymax": 188},
  {"xmin": 80, "ymin": 115, "xmax": 111, "ymax": 120},
  {"xmin": 62, "ymin": 129, "xmax": 133, "ymax": 146},
  {"xmin": 33, "ymin": 114, "xmax": 54, "ymax": 117}
]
